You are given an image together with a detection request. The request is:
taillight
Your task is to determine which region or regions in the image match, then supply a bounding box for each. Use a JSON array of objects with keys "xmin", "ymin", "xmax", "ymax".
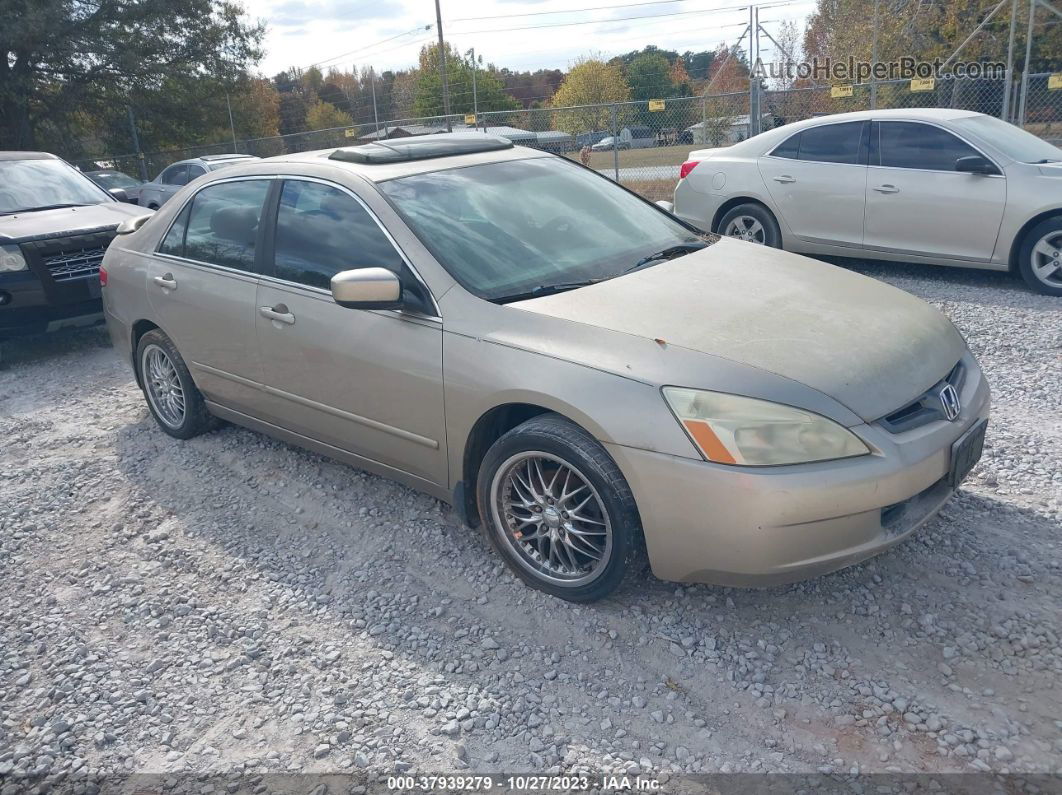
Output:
[
  {"xmin": 99, "ymin": 265, "xmax": 108, "ymax": 287},
  {"xmin": 679, "ymin": 160, "xmax": 700, "ymax": 180}
]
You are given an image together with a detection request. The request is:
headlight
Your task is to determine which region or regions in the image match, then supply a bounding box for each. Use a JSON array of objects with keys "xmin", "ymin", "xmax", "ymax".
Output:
[
  {"xmin": 663, "ymin": 387, "xmax": 870, "ymax": 466},
  {"xmin": 0, "ymin": 244, "xmax": 27, "ymax": 272}
]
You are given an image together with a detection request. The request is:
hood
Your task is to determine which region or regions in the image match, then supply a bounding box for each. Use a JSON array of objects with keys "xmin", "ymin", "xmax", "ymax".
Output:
[
  {"xmin": 0, "ymin": 202, "xmax": 146, "ymax": 244},
  {"xmin": 512, "ymin": 238, "xmax": 966, "ymax": 422}
]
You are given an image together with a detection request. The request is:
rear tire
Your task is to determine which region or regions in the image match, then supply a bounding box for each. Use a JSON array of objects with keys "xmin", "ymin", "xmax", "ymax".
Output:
[
  {"xmin": 718, "ymin": 203, "xmax": 781, "ymax": 248},
  {"xmin": 1017, "ymin": 216, "xmax": 1062, "ymax": 296},
  {"xmin": 136, "ymin": 329, "xmax": 216, "ymax": 439},
  {"xmin": 476, "ymin": 414, "xmax": 642, "ymax": 602}
]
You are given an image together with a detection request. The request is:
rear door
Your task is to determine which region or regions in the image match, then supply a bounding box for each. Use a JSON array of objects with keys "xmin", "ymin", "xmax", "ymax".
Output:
[
  {"xmin": 863, "ymin": 120, "xmax": 1006, "ymax": 261},
  {"xmin": 757, "ymin": 120, "xmax": 869, "ymax": 248},
  {"xmin": 146, "ymin": 177, "xmax": 272, "ymax": 411},
  {"xmin": 253, "ymin": 177, "xmax": 447, "ymax": 487}
]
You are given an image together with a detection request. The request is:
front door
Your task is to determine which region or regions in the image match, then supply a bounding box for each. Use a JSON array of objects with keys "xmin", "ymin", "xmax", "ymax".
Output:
[
  {"xmin": 146, "ymin": 177, "xmax": 272, "ymax": 410},
  {"xmin": 863, "ymin": 120, "xmax": 1006, "ymax": 261},
  {"xmin": 253, "ymin": 178, "xmax": 447, "ymax": 487},
  {"xmin": 757, "ymin": 120, "xmax": 869, "ymax": 248}
]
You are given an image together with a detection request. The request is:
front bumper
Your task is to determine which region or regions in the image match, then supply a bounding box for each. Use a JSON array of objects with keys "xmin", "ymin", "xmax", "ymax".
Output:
[
  {"xmin": 606, "ymin": 355, "xmax": 990, "ymax": 586},
  {"xmin": 0, "ymin": 271, "xmax": 103, "ymax": 339}
]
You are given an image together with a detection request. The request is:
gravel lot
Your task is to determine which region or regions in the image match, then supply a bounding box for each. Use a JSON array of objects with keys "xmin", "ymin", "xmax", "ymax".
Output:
[{"xmin": 1, "ymin": 260, "xmax": 1060, "ymax": 790}]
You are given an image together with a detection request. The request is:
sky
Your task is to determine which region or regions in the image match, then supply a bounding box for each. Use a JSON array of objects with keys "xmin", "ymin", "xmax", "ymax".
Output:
[{"xmin": 245, "ymin": 0, "xmax": 815, "ymax": 79}]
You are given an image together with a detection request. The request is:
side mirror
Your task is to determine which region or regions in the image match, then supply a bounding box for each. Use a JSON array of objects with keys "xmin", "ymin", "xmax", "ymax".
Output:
[
  {"xmin": 331, "ymin": 267, "xmax": 402, "ymax": 310},
  {"xmin": 955, "ymin": 155, "xmax": 998, "ymax": 175},
  {"xmin": 655, "ymin": 200, "xmax": 675, "ymax": 213},
  {"xmin": 109, "ymin": 187, "xmax": 130, "ymax": 202},
  {"xmin": 115, "ymin": 213, "xmax": 154, "ymax": 235}
]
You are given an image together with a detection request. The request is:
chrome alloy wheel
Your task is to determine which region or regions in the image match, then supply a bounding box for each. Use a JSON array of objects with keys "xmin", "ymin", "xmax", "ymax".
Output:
[
  {"xmin": 142, "ymin": 343, "xmax": 186, "ymax": 429},
  {"xmin": 1031, "ymin": 230, "xmax": 1062, "ymax": 288},
  {"xmin": 723, "ymin": 215, "xmax": 766, "ymax": 244},
  {"xmin": 490, "ymin": 452, "xmax": 613, "ymax": 587}
]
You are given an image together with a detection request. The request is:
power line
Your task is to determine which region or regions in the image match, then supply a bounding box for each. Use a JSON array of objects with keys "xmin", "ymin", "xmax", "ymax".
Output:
[
  {"xmin": 450, "ymin": 4, "xmax": 754, "ymax": 34},
  {"xmin": 307, "ymin": 25, "xmax": 434, "ymax": 70},
  {"xmin": 452, "ymin": 0, "xmax": 706, "ymax": 22}
]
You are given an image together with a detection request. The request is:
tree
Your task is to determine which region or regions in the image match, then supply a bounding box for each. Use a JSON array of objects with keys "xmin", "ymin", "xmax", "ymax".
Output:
[
  {"xmin": 0, "ymin": 0, "xmax": 263, "ymax": 150},
  {"xmin": 627, "ymin": 52, "xmax": 678, "ymax": 102},
  {"xmin": 550, "ymin": 57, "xmax": 631, "ymax": 135},
  {"xmin": 412, "ymin": 43, "xmax": 520, "ymax": 117},
  {"xmin": 306, "ymin": 100, "xmax": 354, "ymax": 132}
]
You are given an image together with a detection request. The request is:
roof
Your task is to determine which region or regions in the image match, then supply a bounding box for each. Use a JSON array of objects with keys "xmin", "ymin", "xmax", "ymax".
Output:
[
  {"xmin": 535, "ymin": 131, "xmax": 574, "ymax": 141},
  {"xmin": 199, "ymin": 153, "xmax": 257, "ymax": 161},
  {"xmin": 0, "ymin": 151, "xmax": 58, "ymax": 161},
  {"xmin": 261, "ymin": 136, "xmax": 549, "ymax": 181},
  {"xmin": 359, "ymin": 124, "xmax": 449, "ymax": 140},
  {"xmin": 454, "ymin": 124, "xmax": 536, "ymax": 141}
]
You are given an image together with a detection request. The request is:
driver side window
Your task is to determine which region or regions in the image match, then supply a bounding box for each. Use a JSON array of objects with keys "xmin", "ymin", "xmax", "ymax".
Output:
[
  {"xmin": 161, "ymin": 165, "xmax": 189, "ymax": 186},
  {"xmin": 272, "ymin": 180, "xmax": 406, "ymax": 290}
]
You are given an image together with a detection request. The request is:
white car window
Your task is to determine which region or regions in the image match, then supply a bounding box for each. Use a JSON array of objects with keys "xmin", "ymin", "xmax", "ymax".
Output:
[{"xmin": 876, "ymin": 122, "xmax": 981, "ymax": 171}]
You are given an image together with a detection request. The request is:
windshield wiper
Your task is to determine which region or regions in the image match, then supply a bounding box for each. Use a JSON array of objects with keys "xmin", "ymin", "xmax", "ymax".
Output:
[
  {"xmin": 624, "ymin": 241, "xmax": 707, "ymax": 274},
  {"xmin": 492, "ymin": 279, "xmax": 607, "ymax": 304},
  {"xmin": 0, "ymin": 203, "xmax": 89, "ymax": 216}
]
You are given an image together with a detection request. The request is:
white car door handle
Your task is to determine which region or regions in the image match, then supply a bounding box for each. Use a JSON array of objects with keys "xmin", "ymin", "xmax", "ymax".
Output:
[
  {"xmin": 873, "ymin": 184, "xmax": 900, "ymax": 193},
  {"xmin": 153, "ymin": 274, "xmax": 177, "ymax": 290},
  {"xmin": 773, "ymin": 175, "xmax": 796, "ymax": 183},
  {"xmin": 259, "ymin": 306, "xmax": 295, "ymax": 325}
]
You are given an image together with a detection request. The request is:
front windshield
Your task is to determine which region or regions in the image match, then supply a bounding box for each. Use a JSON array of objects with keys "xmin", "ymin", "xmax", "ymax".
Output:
[
  {"xmin": 380, "ymin": 157, "xmax": 710, "ymax": 301},
  {"xmin": 0, "ymin": 159, "xmax": 111, "ymax": 214},
  {"xmin": 952, "ymin": 115, "xmax": 1062, "ymax": 163}
]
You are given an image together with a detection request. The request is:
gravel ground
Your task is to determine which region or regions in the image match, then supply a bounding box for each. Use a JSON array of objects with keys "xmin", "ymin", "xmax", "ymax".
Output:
[{"xmin": 1, "ymin": 260, "xmax": 1060, "ymax": 791}]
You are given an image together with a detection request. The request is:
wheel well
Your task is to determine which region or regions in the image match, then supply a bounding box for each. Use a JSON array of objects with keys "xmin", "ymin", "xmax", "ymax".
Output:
[
  {"xmin": 459, "ymin": 403, "xmax": 554, "ymax": 526},
  {"xmin": 1009, "ymin": 210, "xmax": 1062, "ymax": 271},
  {"xmin": 130, "ymin": 320, "xmax": 160, "ymax": 387},
  {"xmin": 712, "ymin": 197, "xmax": 774, "ymax": 234}
]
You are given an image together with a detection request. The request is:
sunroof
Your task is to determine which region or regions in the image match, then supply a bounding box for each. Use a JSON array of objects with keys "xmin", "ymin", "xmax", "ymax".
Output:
[{"xmin": 328, "ymin": 133, "xmax": 514, "ymax": 164}]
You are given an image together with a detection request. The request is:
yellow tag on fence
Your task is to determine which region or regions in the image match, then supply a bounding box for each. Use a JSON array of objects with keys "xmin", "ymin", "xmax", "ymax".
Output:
[
  {"xmin": 344, "ymin": 128, "xmax": 357, "ymax": 138},
  {"xmin": 648, "ymin": 99, "xmax": 666, "ymax": 112},
  {"xmin": 830, "ymin": 85, "xmax": 853, "ymax": 98},
  {"xmin": 465, "ymin": 114, "xmax": 477, "ymax": 124},
  {"xmin": 910, "ymin": 77, "xmax": 936, "ymax": 92},
  {"xmin": 1049, "ymin": 74, "xmax": 1062, "ymax": 91}
]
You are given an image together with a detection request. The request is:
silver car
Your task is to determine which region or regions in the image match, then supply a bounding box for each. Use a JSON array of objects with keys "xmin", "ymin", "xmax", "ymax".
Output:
[
  {"xmin": 138, "ymin": 154, "xmax": 259, "ymax": 210},
  {"xmin": 102, "ymin": 134, "xmax": 990, "ymax": 602},
  {"xmin": 672, "ymin": 109, "xmax": 1062, "ymax": 296}
]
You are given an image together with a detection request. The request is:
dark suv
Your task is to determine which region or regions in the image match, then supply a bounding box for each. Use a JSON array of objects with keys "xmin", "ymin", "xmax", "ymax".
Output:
[{"xmin": 0, "ymin": 151, "xmax": 147, "ymax": 342}]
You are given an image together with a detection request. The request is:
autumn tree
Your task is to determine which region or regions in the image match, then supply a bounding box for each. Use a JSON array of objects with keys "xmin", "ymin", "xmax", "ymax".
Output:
[
  {"xmin": 550, "ymin": 57, "xmax": 631, "ymax": 135},
  {"xmin": 412, "ymin": 43, "xmax": 519, "ymax": 117}
]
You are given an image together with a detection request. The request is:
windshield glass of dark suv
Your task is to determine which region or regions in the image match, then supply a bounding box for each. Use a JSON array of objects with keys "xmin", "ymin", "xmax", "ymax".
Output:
[{"xmin": 0, "ymin": 158, "xmax": 112, "ymax": 215}]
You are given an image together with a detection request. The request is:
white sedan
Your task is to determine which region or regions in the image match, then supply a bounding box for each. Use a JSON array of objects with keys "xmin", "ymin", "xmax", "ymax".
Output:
[{"xmin": 672, "ymin": 108, "xmax": 1062, "ymax": 296}]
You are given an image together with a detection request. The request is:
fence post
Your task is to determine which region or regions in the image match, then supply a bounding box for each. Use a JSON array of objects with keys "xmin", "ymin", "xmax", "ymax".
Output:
[
  {"xmin": 610, "ymin": 104, "xmax": 619, "ymax": 182},
  {"xmin": 127, "ymin": 106, "xmax": 148, "ymax": 181}
]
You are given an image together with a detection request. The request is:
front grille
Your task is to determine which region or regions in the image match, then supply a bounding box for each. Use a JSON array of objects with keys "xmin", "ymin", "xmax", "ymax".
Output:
[
  {"xmin": 879, "ymin": 361, "xmax": 965, "ymax": 434},
  {"xmin": 43, "ymin": 247, "xmax": 107, "ymax": 282}
]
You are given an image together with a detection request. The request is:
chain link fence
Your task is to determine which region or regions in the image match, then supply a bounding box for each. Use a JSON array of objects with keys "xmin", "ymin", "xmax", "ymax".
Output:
[{"xmin": 76, "ymin": 74, "xmax": 1062, "ymax": 204}]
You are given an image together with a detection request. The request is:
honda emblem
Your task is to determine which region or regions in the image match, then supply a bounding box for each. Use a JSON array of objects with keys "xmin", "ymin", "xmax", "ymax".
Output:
[{"xmin": 939, "ymin": 384, "xmax": 961, "ymax": 421}]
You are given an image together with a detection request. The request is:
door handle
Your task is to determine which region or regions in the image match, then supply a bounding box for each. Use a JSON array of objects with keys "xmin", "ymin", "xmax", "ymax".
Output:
[
  {"xmin": 773, "ymin": 175, "xmax": 796, "ymax": 183},
  {"xmin": 873, "ymin": 184, "xmax": 900, "ymax": 193},
  {"xmin": 153, "ymin": 274, "xmax": 177, "ymax": 290},
  {"xmin": 259, "ymin": 305, "xmax": 295, "ymax": 325}
]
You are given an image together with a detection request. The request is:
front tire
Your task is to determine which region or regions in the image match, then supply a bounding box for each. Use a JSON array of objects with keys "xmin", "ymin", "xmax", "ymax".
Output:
[
  {"xmin": 136, "ymin": 329, "xmax": 216, "ymax": 439},
  {"xmin": 476, "ymin": 414, "xmax": 642, "ymax": 602},
  {"xmin": 1017, "ymin": 217, "xmax": 1062, "ymax": 296},
  {"xmin": 718, "ymin": 203, "xmax": 782, "ymax": 248}
]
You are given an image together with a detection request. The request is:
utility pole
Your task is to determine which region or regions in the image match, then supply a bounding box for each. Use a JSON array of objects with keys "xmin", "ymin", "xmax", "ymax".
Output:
[
  {"xmin": 749, "ymin": 5, "xmax": 760, "ymax": 137},
  {"xmin": 871, "ymin": 0, "xmax": 879, "ymax": 108},
  {"xmin": 1018, "ymin": 0, "xmax": 1035, "ymax": 126},
  {"xmin": 434, "ymin": 0, "xmax": 452, "ymax": 131},
  {"xmin": 469, "ymin": 48, "xmax": 478, "ymax": 118},
  {"xmin": 370, "ymin": 66, "xmax": 381, "ymax": 136},
  {"xmin": 1003, "ymin": 0, "xmax": 1018, "ymax": 120},
  {"xmin": 226, "ymin": 92, "xmax": 238, "ymax": 152},
  {"xmin": 127, "ymin": 106, "xmax": 148, "ymax": 181}
]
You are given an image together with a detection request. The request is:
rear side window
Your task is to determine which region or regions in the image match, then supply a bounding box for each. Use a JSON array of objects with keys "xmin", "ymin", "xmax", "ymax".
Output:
[
  {"xmin": 877, "ymin": 121, "xmax": 982, "ymax": 171},
  {"xmin": 186, "ymin": 164, "xmax": 206, "ymax": 180},
  {"xmin": 158, "ymin": 204, "xmax": 191, "ymax": 257},
  {"xmin": 771, "ymin": 132, "xmax": 801, "ymax": 159},
  {"xmin": 795, "ymin": 122, "xmax": 864, "ymax": 164},
  {"xmin": 182, "ymin": 180, "xmax": 270, "ymax": 271},
  {"xmin": 272, "ymin": 180, "xmax": 405, "ymax": 290}
]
